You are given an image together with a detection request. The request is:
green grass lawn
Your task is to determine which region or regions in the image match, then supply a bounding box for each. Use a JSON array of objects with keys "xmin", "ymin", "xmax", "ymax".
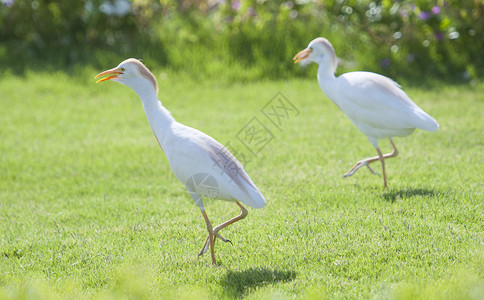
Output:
[{"xmin": 0, "ymin": 69, "xmax": 483, "ymax": 299}]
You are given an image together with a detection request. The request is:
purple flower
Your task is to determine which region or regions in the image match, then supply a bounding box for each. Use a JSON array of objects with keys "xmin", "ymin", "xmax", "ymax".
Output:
[
  {"xmin": 231, "ymin": 0, "xmax": 240, "ymax": 11},
  {"xmin": 1, "ymin": 0, "xmax": 15, "ymax": 7},
  {"xmin": 418, "ymin": 11, "xmax": 430, "ymax": 20},
  {"xmin": 435, "ymin": 31, "xmax": 443, "ymax": 41},
  {"xmin": 432, "ymin": 6, "xmax": 440, "ymax": 14},
  {"xmin": 380, "ymin": 58, "xmax": 391, "ymax": 68}
]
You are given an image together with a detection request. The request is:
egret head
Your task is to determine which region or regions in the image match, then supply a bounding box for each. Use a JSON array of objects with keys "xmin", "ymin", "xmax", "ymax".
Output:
[
  {"xmin": 95, "ymin": 58, "xmax": 159, "ymax": 95},
  {"xmin": 293, "ymin": 37, "xmax": 337, "ymax": 72}
]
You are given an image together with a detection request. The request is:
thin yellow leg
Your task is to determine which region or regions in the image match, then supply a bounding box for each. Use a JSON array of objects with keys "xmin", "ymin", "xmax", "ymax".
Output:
[
  {"xmin": 344, "ymin": 139, "xmax": 399, "ymax": 187},
  {"xmin": 198, "ymin": 201, "xmax": 248, "ymax": 257},
  {"xmin": 200, "ymin": 209, "xmax": 216, "ymax": 265}
]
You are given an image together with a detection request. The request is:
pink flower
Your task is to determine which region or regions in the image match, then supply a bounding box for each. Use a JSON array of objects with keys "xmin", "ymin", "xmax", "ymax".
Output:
[
  {"xmin": 231, "ymin": 0, "xmax": 240, "ymax": 11},
  {"xmin": 432, "ymin": 6, "xmax": 440, "ymax": 14}
]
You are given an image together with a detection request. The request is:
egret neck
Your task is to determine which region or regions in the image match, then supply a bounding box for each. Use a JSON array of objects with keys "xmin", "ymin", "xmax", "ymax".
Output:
[
  {"xmin": 315, "ymin": 52, "xmax": 338, "ymax": 102},
  {"xmin": 316, "ymin": 57, "xmax": 336, "ymax": 80},
  {"xmin": 130, "ymin": 78, "xmax": 174, "ymax": 149},
  {"xmin": 317, "ymin": 59, "xmax": 340, "ymax": 110}
]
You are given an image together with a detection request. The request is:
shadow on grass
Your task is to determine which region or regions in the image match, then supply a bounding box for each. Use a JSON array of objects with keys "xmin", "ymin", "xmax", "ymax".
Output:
[
  {"xmin": 382, "ymin": 187, "xmax": 438, "ymax": 202},
  {"xmin": 221, "ymin": 267, "xmax": 296, "ymax": 297}
]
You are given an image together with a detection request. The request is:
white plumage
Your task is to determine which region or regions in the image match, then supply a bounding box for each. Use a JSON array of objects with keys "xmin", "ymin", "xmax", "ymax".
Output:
[
  {"xmin": 294, "ymin": 38, "xmax": 439, "ymax": 188},
  {"xmin": 95, "ymin": 58, "xmax": 265, "ymax": 265}
]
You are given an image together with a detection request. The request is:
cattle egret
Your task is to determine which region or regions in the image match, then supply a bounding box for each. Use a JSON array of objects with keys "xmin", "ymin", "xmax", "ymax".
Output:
[
  {"xmin": 95, "ymin": 59, "xmax": 266, "ymax": 265},
  {"xmin": 294, "ymin": 38, "xmax": 439, "ymax": 188}
]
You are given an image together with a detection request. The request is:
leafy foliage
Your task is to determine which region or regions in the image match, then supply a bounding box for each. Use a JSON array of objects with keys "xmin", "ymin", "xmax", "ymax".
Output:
[{"xmin": 1, "ymin": 1, "xmax": 483, "ymax": 80}]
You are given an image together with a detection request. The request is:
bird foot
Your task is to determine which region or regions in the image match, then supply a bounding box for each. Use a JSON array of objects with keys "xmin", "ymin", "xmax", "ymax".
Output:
[
  {"xmin": 365, "ymin": 164, "xmax": 381, "ymax": 177},
  {"xmin": 197, "ymin": 233, "xmax": 232, "ymax": 257},
  {"xmin": 215, "ymin": 232, "xmax": 232, "ymax": 245},
  {"xmin": 343, "ymin": 161, "xmax": 365, "ymax": 177},
  {"xmin": 344, "ymin": 161, "xmax": 380, "ymax": 177}
]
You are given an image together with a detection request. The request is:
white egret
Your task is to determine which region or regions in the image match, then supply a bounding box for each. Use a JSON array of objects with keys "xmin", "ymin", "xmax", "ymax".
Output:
[
  {"xmin": 95, "ymin": 59, "xmax": 266, "ymax": 265},
  {"xmin": 294, "ymin": 38, "xmax": 439, "ymax": 188}
]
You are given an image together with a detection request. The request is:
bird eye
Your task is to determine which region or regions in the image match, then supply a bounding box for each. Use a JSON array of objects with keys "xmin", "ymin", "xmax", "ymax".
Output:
[{"xmin": 120, "ymin": 67, "xmax": 125, "ymax": 72}]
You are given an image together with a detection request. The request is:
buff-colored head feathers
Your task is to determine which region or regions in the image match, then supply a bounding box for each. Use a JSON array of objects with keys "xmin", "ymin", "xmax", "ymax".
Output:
[{"xmin": 122, "ymin": 58, "xmax": 159, "ymax": 95}]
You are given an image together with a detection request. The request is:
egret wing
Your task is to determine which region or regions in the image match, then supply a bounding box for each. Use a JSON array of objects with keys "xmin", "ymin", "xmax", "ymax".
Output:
[
  {"xmin": 165, "ymin": 124, "xmax": 266, "ymax": 209},
  {"xmin": 334, "ymin": 72, "xmax": 439, "ymax": 133}
]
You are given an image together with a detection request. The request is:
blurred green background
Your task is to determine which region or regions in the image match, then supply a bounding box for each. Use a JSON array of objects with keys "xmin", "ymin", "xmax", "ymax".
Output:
[{"xmin": 1, "ymin": 0, "xmax": 483, "ymax": 81}]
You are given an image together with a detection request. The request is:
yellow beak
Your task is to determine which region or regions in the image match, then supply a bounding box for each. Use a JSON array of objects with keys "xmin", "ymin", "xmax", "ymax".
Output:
[
  {"xmin": 95, "ymin": 68, "xmax": 124, "ymax": 83},
  {"xmin": 293, "ymin": 48, "xmax": 313, "ymax": 64}
]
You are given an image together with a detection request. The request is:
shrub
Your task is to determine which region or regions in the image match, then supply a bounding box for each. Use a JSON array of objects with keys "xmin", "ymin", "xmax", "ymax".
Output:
[{"xmin": 0, "ymin": 0, "xmax": 482, "ymax": 81}]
